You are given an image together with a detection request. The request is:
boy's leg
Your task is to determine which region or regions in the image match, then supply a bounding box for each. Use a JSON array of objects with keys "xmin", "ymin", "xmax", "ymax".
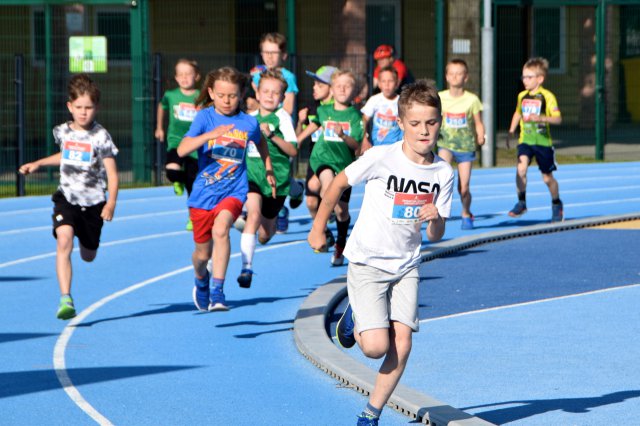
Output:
[
  {"xmin": 509, "ymin": 149, "xmax": 531, "ymax": 217},
  {"xmin": 55, "ymin": 225, "xmax": 75, "ymax": 296},
  {"xmin": 515, "ymin": 154, "xmax": 529, "ymax": 194},
  {"xmin": 542, "ymin": 171, "xmax": 560, "ymax": 199},
  {"xmin": 367, "ymin": 322, "xmax": 413, "ymax": 411},
  {"xmin": 165, "ymin": 149, "xmax": 186, "ymax": 196},
  {"xmin": 238, "ymin": 193, "xmax": 261, "ymax": 288},
  {"xmin": 211, "ymin": 210, "xmax": 235, "ymax": 280},
  {"xmin": 457, "ymin": 161, "xmax": 473, "ymax": 218}
]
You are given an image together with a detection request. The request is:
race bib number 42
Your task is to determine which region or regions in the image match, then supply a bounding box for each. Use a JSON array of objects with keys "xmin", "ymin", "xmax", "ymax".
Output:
[
  {"xmin": 61, "ymin": 140, "xmax": 93, "ymax": 166},
  {"xmin": 391, "ymin": 192, "xmax": 434, "ymax": 224}
]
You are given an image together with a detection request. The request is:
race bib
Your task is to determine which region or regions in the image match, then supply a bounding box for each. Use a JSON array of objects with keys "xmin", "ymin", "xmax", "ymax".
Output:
[
  {"xmin": 61, "ymin": 140, "xmax": 92, "ymax": 166},
  {"xmin": 521, "ymin": 99, "xmax": 542, "ymax": 119},
  {"xmin": 207, "ymin": 132, "xmax": 247, "ymax": 163},
  {"xmin": 444, "ymin": 112, "xmax": 467, "ymax": 129},
  {"xmin": 246, "ymin": 140, "xmax": 261, "ymax": 158},
  {"xmin": 175, "ymin": 102, "xmax": 197, "ymax": 122},
  {"xmin": 390, "ymin": 192, "xmax": 434, "ymax": 224},
  {"xmin": 323, "ymin": 121, "xmax": 351, "ymax": 142}
]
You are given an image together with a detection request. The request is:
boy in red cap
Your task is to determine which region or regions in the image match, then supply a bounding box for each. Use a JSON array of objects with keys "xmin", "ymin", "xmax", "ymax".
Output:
[{"xmin": 372, "ymin": 44, "xmax": 413, "ymax": 92}]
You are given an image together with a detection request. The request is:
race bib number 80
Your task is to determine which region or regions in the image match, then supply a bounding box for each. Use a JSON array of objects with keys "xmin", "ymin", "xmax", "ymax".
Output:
[{"xmin": 391, "ymin": 192, "xmax": 434, "ymax": 224}]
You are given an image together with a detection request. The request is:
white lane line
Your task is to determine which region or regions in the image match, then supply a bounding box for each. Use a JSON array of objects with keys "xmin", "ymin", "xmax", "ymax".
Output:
[
  {"xmin": 419, "ymin": 283, "xmax": 640, "ymax": 324},
  {"xmin": 0, "ymin": 231, "xmax": 188, "ymax": 269},
  {"xmin": 53, "ymin": 239, "xmax": 306, "ymax": 424},
  {"xmin": 0, "ymin": 195, "xmax": 181, "ymax": 217},
  {"xmin": 0, "ymin": 210, "xmax": 185, "ymax": 237}
]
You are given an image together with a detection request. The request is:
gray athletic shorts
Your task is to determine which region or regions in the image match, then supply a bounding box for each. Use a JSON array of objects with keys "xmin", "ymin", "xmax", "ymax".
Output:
[{"xmin": 346, "ymin": 262, "xmax": 420, "ymax": 333}]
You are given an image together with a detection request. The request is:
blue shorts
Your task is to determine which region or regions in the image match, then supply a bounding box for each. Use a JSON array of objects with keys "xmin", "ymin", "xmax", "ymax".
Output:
[
  {"xmin": 438, "ymin": 147, "xmax": 476, "ymax": 164},
  {"xmin": 517, "ymin": 143, "xmax": 557, "ymax": 174}
]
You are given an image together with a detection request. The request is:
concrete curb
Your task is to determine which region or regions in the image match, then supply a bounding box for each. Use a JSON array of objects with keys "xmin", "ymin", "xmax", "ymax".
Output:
[{"xmin": 293, "ymin": 213, "xmax": 640, "ymax": 425}]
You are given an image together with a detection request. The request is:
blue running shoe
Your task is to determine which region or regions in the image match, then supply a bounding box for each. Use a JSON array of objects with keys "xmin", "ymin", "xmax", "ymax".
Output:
[
  {"xmin": 508, "ymin": 200, "xmax": 527, "ymax": 218},
  {"xmin": 551, "ymin": 201, "xmax": 564, "ymax": 222},
  {"xmin": 237, "ymin": 268, "xmax": 253, "ymax": 289},
  {"xmin": 209, "ymin": 285, "xmax": 229, "ymax": 311},
  {"xmin": 461, "ymin": 215, "xmax": 474, "ymax": 230},
  {"xmin": 276, "ymin": 206, "xmax": 289, "ymax": 234},
  {"xmin": 357, "ymin": 414, "xmax": 379, "ymax": 426},
  {"xmin": 336, "ymin": 303, "xmax": 355, "ymax": 348},
  {"xmin": 192, "ymin": 273, "xmax": 210, "ymax": 312}
]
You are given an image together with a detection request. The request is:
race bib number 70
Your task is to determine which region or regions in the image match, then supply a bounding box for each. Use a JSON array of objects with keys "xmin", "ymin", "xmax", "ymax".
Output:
[{"xmin": 391, "ymin": 192, "xmax": 434, "ymax": 224}]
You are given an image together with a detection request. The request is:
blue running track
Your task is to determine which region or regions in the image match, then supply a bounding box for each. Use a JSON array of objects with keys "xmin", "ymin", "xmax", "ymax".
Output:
[{"xmin": 1, "ymin": 161, "xmax": 639, "ymax": 425}]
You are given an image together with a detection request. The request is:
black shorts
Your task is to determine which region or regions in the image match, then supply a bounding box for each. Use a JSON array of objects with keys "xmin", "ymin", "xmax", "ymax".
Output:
[
  {"xmin": 248, "ymin": 182, "xmax": 287, "ymax": 219},
  {"xmin": 166, "ymin": 148, "xmax": 197, "ymax": 167},
  {"xmin": 51, "ymin": 190, "xmax": 105, "ymax": 250},
  {"xmin": 517, "ymin": 144, "xmax": 558, "ymax": 174},
  {"xmin": 315, "ymin": 165, "xmax": 352, "ymax": 203}
]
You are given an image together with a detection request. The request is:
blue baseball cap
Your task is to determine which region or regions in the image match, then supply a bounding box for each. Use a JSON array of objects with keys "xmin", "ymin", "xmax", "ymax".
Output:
[{"xmin": 305, "ymin": 65, "xmax": 338, "ymax": 85}]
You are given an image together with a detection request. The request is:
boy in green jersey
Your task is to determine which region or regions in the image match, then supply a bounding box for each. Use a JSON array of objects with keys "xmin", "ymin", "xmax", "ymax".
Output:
[
  {"xmin": 508, "ymin": 57, "xmax": 564, "ymax": 222},
  {"xmin": 239, "ymin": 69, "xmax": 297, "ymax": 288},
  {"xmin": 155, "ymin": 59, "xmax": 201, "ymax": 230},
  {"xmin": 297, "ymin": 69, "xmax": 364, "ymax": 266}
]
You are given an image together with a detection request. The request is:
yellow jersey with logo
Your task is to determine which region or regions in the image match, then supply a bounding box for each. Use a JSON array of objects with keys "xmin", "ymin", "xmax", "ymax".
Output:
[{"xmin": 515, "ymin": 86, "xmax": 561, "ymax": 147}]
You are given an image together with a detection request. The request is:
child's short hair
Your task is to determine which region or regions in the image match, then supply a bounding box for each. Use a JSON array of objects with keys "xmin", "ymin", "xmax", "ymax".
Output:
[
  {"xmin": 195, "ymin": 66, "xmax": 248, "ymax": 107},
  {"xmin": 258, "ymin": 68, "xmax": 288, "ymax": 93},
  {"xmin": 398, "ymin": 79, "xmax": 441, "ymax": 118},
  {"xmin": 446, "ymin": 58, "xmax": 468, "ymax": 74},
  {"xmin": 175, "ymin": 58, "xmax": 200, "ymax": 76},
  {"xmin": 68, "ymin": 73, "xmax": 100, "ymax": 104},
  {"xmin": 331, "ymin": 69, "xmax": 357, "ymax": 86},
  {"xmin": 260, "ymin": 32, "xmax": 287, "ymax": 52},
  {"xmin": 378, "ymin": 65, "xmax": 399, "ymax": 82},
  {"xmin": 524, "ymin": 57, "xmax": 549, "ymax": 77}
]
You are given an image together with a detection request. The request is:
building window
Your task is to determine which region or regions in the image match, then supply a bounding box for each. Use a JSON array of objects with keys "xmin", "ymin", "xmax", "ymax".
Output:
[
  {"xmin": 96, "ymin": 9, "xmax": 130, "ymax": 62},
  {"xmin": 532, "ymin": 7, "xmax": 565, "ymax": 73}
]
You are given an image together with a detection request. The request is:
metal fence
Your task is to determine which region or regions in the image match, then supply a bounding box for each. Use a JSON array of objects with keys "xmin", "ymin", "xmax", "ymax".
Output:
[{"xmin": 1, "ymin": 0, "xmax": 639, "ymax": 198}]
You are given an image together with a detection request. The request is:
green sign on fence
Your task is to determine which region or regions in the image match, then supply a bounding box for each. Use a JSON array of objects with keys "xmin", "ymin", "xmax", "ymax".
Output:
[{"xmin": 69, "ymin": 36, "xmax": 107, "ymax": 73}]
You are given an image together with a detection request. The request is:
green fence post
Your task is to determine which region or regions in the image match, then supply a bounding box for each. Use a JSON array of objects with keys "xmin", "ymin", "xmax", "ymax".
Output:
[
  {"xmin": 45, "ymin": 3, "xmax": 53, "ymax": 183},
  {"xmin": 595, "ymin": 0, "xmax": 606, "ymax": 161},
  {"xmin": 435, "ymin": 0, "xmax": 445, "ymax": 90},
  {"xmin": 130, "ymin": 0, "xmax": 151, "ymax": 182}
]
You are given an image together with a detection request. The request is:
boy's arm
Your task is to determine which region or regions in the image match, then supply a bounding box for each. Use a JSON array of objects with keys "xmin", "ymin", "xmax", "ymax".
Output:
[
  {"xmin": 507, "ymin": 112, "xmax": 521, "ymax": 148},
  {"xmin": 101, "ymin": 156, "xmax": 119, "ymax": 221},
  {"xmin": 334, "ymin": 126, "xmax": 361, "ymax": 155},
  {"xmin": 296, "ymin": 122, "xmax": 319, "ymax": 144},
  {"xmin": 256, "ymin": 134, "xmax": 277, "ymax": 198},
  {"xmin": 360, "ymin": 115, "xmax": 373, "ymax": 153},
  {"xmin": 18, "ymin": 152, "xmax": 62, "ymax": 175},
  {"xmin": 177, "ymin": 124, "xmax": 234, "ymax": 157},
  {"xmin": 473, "ymin": 112, "xmax": 486, "ymax": 146},
  {"xmin": 260, "ymin": 122, "xmax": 298, "ymax": 157},
  {"xmin": 417, "ymin": 201, "xmax": 445, "ymax": 242},
  {"xmin": 526, "ymin": 114, "xmax": 562, "ymax": 126},
  {"xmin": 296, "ymin": 107, "xmax": 308, "ymax": 135},
  {"xmin": 155, "ymin": 104, "xmax": 165, "ymax": 142},
  {"xmin": 308, "ymin": 171, "xmax": 351, "ymax": 251},
  {"xmin": 282, "ymin": 93, "xmax": 296, "ymax": 116}
]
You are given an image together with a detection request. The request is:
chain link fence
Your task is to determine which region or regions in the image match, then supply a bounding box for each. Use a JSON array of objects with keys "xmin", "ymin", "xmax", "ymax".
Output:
[{"xmin": 1, "ymin": 1, "xmax": 638, "ymax": 198}]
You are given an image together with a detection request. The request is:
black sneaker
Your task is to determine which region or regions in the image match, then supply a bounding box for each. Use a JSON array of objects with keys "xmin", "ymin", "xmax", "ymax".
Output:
[{"xmin": 335, "ymin": 303, "xmax": 355, "ymax": 348}]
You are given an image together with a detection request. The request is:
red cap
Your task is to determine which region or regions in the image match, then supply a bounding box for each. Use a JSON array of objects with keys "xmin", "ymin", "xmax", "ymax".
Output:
[{"xmin": 373, "ymin": 44, "xmax": 394, "ymax": 60}]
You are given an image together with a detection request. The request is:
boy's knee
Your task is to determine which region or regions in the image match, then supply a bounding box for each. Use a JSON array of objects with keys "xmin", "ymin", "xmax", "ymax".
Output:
[
  {"xmin": 79, "ymin": 245, "xmax": 97, "ymax": 262},
  {"xmin": 361, "ymin": 340, "xmax": 389, "ymax": 359}
]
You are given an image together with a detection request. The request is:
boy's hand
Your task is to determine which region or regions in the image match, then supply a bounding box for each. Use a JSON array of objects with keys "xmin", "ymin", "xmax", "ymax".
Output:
[
  {"xmin": 101, "ymin": 201, "xmax": 116, "ymax": 221},
  {"xmin": 18, "ymin": 162, "xmax": 38, "ymax": 175},
  {"xmin": 266, "ymin": 170, "xmax": 276, "ymax": 198},
  {"xmin": 524, "ymin": 114, "xmax": 542, "ymax": 123},
  {"xmin": 334, "ymin": 124, "xmax": 345, "ymax": 139},
  {"xmin": 298, "ymin": 107, "xmax": 308, "ymax": 123},
  {"xmin": 205, "ymin": 124, "xmax": 235, "ymax": 141},
  {"xmin": 477, "ymin": 134, "xmax": 486, "ymax": 146},
  {"xmin": 506, "ymin": 132, "xmax": 516, "ymax": 149},
  {"xmin": 308, "ymin": 227, "xmax": 327, "ymax": 252},
  {"xmin": 155, "ymin": 128, "xmax": 165, "ymax": 142},
  {"xmin": 418, "ymin": 203, "xmax": 440, "ymax": 223},
  {"xmin": 260, "ymin": 123, "xmax": 272, "ymax": 138}
]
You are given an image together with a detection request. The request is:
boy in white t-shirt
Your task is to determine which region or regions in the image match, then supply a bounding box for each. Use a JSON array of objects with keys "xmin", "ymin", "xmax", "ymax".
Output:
[
  {"xmin": 308, "ymin": 80, "xmax": 454, "ymax": 426},
  {"xmin": 360, "ymin": 66, "xmax": 403, "ymax": 153}
]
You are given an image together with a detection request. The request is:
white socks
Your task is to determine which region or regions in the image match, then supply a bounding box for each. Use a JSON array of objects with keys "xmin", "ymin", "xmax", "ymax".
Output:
[{"xmin": 240, "ymin": 232, "xmax": 256, "ymax": 269}]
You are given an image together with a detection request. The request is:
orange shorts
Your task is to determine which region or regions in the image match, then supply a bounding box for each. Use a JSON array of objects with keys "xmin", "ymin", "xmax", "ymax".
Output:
[{"xmin": 189, "ymin": 197, "xmax": 243, "ymax": 244}]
